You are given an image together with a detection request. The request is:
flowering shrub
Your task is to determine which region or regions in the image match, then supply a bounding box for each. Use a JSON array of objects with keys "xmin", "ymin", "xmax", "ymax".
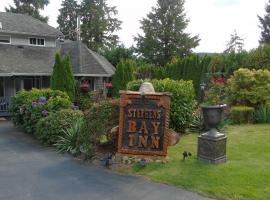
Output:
[
  {"xmin": 10, "ymin": 89, "xmax": 72, "ymax": 134},
  {"xmin": 35, "ymin": 109, "xmax": 83, "ymax": 145}
]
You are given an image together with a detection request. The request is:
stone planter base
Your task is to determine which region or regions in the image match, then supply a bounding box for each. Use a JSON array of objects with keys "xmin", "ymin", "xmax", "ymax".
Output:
[{"xmin": 197, "ymin": 133, "xmax": 227, "ymax": 164}]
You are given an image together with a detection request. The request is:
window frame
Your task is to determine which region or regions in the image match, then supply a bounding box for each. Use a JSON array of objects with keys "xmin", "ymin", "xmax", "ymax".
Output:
[
  {"xmin": 0, "ymin": 35, "xmax": 11, "ymax": 44},
  {"xmin": 29, "ymin": 37, "xmax": 45, "ymax": 46}
]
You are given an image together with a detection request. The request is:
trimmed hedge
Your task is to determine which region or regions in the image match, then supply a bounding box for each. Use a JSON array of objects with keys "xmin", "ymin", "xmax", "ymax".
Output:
[
  {"xmin": 10, "ymin": 89, "xmax": 72, "ymax": 133},
  {"xmin": 35, "ymin": 109, "xmax": 83, "ymax": 145},
  {"xmin": 230, "ymin": 106, "xmax": 255, "ymax": 124},
  {"xmin": 127, "ymin": 79, "xmax": 196, "ymax": 132}
]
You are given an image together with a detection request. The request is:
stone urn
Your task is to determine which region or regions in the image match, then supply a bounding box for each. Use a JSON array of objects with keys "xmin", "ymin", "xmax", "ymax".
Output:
[
  {"xmin": 198, "ymin": 104, "xmax": 227, "ymax": 164},
  {"xmin": 201, "ymin": 104, "xmax": 226, "ymax": 138}
]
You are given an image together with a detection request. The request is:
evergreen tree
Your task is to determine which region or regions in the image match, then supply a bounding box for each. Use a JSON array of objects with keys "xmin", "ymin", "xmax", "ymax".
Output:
[
  {"xmin": 224, "ymin": 30, "xmax": 245, "ymax": 53},
  {"xmin": 258, "ymin": 1, "xmax": 270, "ymax": 45},
  {"xmin": 5, "ymin": 0, "xmax": 49, "ymax": 23},
  {"xmin": 57, "ymin": 0, "xmax": 79, "ymax": 41},
  {"xmin": 51, "ymin": 53, "xmax": 75, "ymax": 101},
  {"xmin": 112, "ymin": 59, "xmax": 135, "ymax": 97},
  {"xmin": 80, "ymin": 0, "xmax": 122, "ymax": 52},
  {"xmin": 100, "ymin": 44, "xmax": 136, "ymax": 67},
  {"xmin": 134, "ymin": 0, "xmax": 200, "ymax": 66}
]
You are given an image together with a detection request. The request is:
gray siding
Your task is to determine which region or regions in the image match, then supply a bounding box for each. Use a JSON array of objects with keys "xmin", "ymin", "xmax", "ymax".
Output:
[{"xmin": 5, "ymin": 33, "xmax": 56, "ymax": 47}]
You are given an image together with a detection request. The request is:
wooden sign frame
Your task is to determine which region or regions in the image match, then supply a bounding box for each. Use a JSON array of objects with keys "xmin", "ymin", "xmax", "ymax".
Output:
[{"xmin": 117, "ymin": 91, "xmax": 171, "ymax": 157}]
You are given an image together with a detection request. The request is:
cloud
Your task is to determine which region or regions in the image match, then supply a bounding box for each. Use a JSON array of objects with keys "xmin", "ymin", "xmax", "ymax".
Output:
[{"xmin": 214, "ymin": 0, "xmax": 241, "ymax": 6}]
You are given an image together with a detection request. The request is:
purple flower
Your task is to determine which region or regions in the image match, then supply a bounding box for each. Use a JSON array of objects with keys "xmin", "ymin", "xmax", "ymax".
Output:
[
  {"xmin": 32, "ymin": 101, "xmax": 38, "ymax": 106},
  {"xmin": 70, "ymin": 105, "xmax": 80, "ymax": 110},
  {"xmin": 42, "ymin": 110, "xmax": 49, "ymax": 117},
  {"xmin": 38, "ymin": 96, "xmax": 47, "ymax": 103}
]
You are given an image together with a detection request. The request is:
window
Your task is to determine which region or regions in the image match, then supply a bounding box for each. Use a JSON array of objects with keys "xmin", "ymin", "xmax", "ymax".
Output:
[
  {"xmin": 0, "ymin": 35, "xmax": 10, "ymax": 44},
  {"xmin": 29, "ymin": 38, "xmax": 45, "ymax": 46}
]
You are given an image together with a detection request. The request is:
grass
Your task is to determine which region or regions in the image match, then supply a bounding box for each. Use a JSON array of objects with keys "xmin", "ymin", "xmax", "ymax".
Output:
[{"xmin": 131, "ymin": 124, "xmax": 270, "ymax": 200}]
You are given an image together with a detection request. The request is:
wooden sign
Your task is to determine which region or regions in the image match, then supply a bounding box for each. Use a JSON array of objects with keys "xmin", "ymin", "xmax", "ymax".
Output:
[{"xmin": 118, "ymin": 91, "xmax": 171, "ymax": 157}]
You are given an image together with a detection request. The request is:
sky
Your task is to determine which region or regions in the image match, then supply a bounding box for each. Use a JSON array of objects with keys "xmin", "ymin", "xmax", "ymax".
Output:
[{"xmin": 0, "ymin": 0, "xmax": 268, "ymax": 53}]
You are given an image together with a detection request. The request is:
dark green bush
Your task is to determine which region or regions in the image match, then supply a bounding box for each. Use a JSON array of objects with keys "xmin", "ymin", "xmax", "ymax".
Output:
[
  {"xmin": 35, "ymin": 109, "xmax": 83, "ymax": 145},
  {"xmin": 112, "ymin": 59, "xmax": 135, "ymax": 97},
  {"xmin": 230, "ymin": 106, "xmax": 255, "ymax": 124},
  {"xmin": 255, "ymin": 106, "xmax": 270, "ymax": 124},
  {"xmin": 10, "ymin": 89, "xmax": 72, "ymax": 133},
  {"xmin": 78, "ymin": 99, "xmax": 119, "ymax": 157},
  {"xmin": 127, "ymin": 78, "xmax": 196, "ymax": 132}
]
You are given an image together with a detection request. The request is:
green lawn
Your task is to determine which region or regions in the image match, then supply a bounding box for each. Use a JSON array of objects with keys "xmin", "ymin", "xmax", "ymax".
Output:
[{"xmin": 132, "ymin": 125, "xmax": 270, "ymax": 200}]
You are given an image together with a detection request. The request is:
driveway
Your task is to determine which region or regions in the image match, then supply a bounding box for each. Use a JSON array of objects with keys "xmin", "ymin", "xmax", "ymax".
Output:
[{"xmin": 0, "ymin": 120, "xmax": 213, "ymax": 200}]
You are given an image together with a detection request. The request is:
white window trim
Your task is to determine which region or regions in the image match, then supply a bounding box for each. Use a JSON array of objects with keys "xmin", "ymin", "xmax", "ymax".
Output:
[
  {"xmin": 28, "ymin": 37, "xmax": 46, "ymax": 46},
  {"xmin": 0, "ymin": 35, "xmax": 11, "ymax": 44}
]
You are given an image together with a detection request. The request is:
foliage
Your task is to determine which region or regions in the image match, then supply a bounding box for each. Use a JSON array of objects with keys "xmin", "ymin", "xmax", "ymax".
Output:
[
  {"xmin": 164, "ymin": 55, "xmax": 210, "ymax": 98},
  {"xmin": 258, "ymin": 0, "xmax": 270, "ymax": 45},
  {"xmin": 80, "ymin": 0, "xmax": 122, "ymax": 51},
  {"xmin": 10, "ymin": 89, "xmax": 72, "ymax": 134},
  {"xmin": 112, "ymin": 59, "xmax": 135, "ymax": 97},
  {"xmin": 230, "ymin": 106, "xmax": 255, "ymax": 124},
  {"xmin": 224, "ymin": 30, "xmax": 245, "ymax": 53},
  {"xmin": 127, "ymin": 79, "xmax": 196, "ymax": 132},
  {"xmin": 54, "ymin": 118, "xmax": 84, "ymax": 155},
  {"xmin": 57, "ymin": 0, "xmax": 79, "ymax": 41},
  {"xmin": 131, "ymin": 124, "xmax": 270, "ymax": 200},
  {"xmin": 134, "ymin": 0, "xmax": 200, "ymax": 66},
  {"xmin": 100, "ymin": 44, "xmax": 136, "ymax": 67},
  {"xmin": 5, "ymin": 0, "xmax": 49, "ymax": 22},
  {"xmin": 203, "ymin": 83, "xmax": 226, "ymax": 105},
  {"xmin": 50, "ymin": 53, "xmax": 75, "ymax": 101},
  {"xmin": 78, "ymin": 99, "xmax": 119, "ymax": 157},
  {"xmin": 35, "ymin": 109, "xmax": 83, "ymax": 145},
  {"xmin": 255, "ymin": 106, "xmax": 270, "ymax": 124},
  {"xmin": 74, "ymin": 93, "xmax": 92, "ymax": 111},
  {"xmin": 189, "ymin": 109, "xmax": 204, "ymax": 133},
  {"xmin": 226, "ymin": 68, "xmax": 270, "ymax": 107}
]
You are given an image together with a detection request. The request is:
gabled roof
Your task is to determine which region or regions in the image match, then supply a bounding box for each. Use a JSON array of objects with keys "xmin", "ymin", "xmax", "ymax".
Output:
[
  {"xmin": 0, "ymin": 12, "xmax": 63, "ymax": 38},
  {"xmin": 0, "ymin": 42, "xmax": 115, "ymax": 77},
  {"xmin": 60, "ymin": 41, "xmax": 115, "ymax": 76}
]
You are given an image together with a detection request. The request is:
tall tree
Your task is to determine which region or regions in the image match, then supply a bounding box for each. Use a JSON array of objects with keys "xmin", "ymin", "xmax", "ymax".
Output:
[
  {"xmin": 57, "ymin": 0, "xmax": 79, "ymax": 41},
  {"xmin": 224, "ymin": 30, "xmax": 245, "ymax": 53},
  {"xmin": 258, "ymin": 1, "xmax": 270, "ymax": 45},
  {"xmin": 5, "ymin": 0, "xmax": 49, "ymax": 23},
  {"xmin": 51, "ymin": 53, "xmax": 75, "ymax": 101},
  {"xmin": 80, "ymin": 0, "xmax": 122, "ymax": 52},
  {"xmin": 134, "ymin": 0, "xmax": 200, "ymax": 66}
]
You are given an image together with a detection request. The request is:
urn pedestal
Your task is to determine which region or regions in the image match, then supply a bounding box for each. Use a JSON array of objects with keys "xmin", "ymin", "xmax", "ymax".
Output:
[{"xmin": 197, "ymin": 105, "xmax": 227, "ymax": 164}]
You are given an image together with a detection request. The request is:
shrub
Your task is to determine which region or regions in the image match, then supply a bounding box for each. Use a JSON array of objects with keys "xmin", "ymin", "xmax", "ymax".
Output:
[
  {"xmin": 78, "ymin": 99, "xmax": 119, "ymax": 157},
  {"xmin": 127, "ymin": 78, "xmax": 196, "ymax": 132},
  {"xmin": 50, "ymin": 53, "xmax": 75, "ymax": 101},
  {"xmin": 55, "ymin": 118, "xmax": 84, "ymax": 155},
  {"xmin": 112, "ymin": 59, "xmax": 135, "ymax": 97},
  {"xmin": 230, "ymin": 106, "xmax": 255, "ymax": 124},
  {"xmin": 255, "ymin": 106, "xmax": 270, "ymax": 124},
  {"xmin": 226, "ymin": 68, "xmax": 270, "ymax": 107},
  {"xmin": 35, "ymin": 109, "xmax": 83, "ymax": 145},
  {"xmin": 203, "ymin": 83, "xmax": 227, "ymax": 105},
  {"xmin": 10, "ymin": 89, "xmax": 72, "ymax": 133}
]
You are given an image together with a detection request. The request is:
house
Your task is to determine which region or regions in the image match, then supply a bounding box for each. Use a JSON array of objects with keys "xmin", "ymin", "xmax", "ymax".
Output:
[{"xmin": 0, "ymin": 12, "xmax": 115, "ymax": 116}]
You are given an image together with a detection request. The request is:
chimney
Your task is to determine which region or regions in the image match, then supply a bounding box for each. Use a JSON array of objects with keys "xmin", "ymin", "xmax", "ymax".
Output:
[{"xmin": 76, "ymin": 15, "xmax": 81, "ymax": 41}]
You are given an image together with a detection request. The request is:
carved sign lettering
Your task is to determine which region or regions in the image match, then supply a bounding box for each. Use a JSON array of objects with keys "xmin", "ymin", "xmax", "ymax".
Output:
[{"xmin": 118, "ymin": 92, "xmax": 171, "ymax": 156}]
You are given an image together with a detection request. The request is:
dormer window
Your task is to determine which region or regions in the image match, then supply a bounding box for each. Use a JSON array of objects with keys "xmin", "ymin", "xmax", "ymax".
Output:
[
  {"xmin": 29, "ymin": 38, "xmax": 45, "ymax": 46},
  {"xmin": 0, "ymin": 35, "xmax": 10, "ymax": 44}
]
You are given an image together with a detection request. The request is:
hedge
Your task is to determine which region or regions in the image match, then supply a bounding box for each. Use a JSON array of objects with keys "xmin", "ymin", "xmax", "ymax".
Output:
[{"xmin": 127, "ymin": 79, "xmax": 196, "ymax": 132}]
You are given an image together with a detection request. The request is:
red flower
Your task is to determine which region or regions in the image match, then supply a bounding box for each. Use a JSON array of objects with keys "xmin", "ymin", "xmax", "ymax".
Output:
[
  {"xmin": 80, "ymin": 83, "xmax": 89, "ymax": 89},
  {"xmin": 105, "ymin": 82, "xmax": 113, "ymax": 88}
]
